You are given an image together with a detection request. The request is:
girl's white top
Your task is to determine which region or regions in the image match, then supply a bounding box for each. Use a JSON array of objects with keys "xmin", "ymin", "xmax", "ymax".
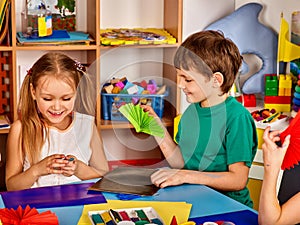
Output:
[{"xmin": 23, "ymin": 112, "xmax": 93, "ymax": 188}]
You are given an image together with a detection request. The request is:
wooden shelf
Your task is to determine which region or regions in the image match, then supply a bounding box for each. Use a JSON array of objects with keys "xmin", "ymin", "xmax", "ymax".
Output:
[
  {"xmin": 0, "ymin": 128, "xmax": 9, "ymax": 134},
  {"xmin": 100, "ymin": 43, "xmax": 179, "ymax": 50},
  {"xmin": 15, "ymin": 45, "xmax": 98, "ymax": 51}
]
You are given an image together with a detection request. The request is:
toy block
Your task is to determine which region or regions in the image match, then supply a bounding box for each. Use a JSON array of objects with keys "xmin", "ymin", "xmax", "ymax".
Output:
[
  {"xmin": 264, "ymin": 103, "xmax": 291, "ymax": 112},
  {"xmin": 264, "ymin": 96, "xmax": 291, "ymax": 104},
  {"xmin": 278, "ymin": 74, "xmax": 292, "ymax": 96},
  {"xmin": 266, "ymin": 88, "xmax": 278, "ymax": 96},
  {"xmin": 103, "ymin": 84, "xmax": 113, "ymax": 93},
  {"xmin": 265, "ymin": 74, "xmax": 278, "ymax": 96},
  {"xmin": 243, "ymin": 94, "xmax": 256, "ymax": 107},
  {"xmin": 279, "ymin": 74, "xmax": 292, "ymax": 88},
  {"xmin": 265, "ymin": 74, "xmax": 278, "ymax": 87}
]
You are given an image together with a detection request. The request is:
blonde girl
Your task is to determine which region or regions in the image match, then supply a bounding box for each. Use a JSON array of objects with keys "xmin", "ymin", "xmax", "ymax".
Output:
[{"xmin": 6, "ymin": 52, "xmax": 108, "ymax": 191}]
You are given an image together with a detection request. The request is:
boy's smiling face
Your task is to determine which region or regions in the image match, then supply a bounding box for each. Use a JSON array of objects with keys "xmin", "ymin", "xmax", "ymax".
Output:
[{"xmin": 176, "ymin": 68, "xmax": 225, "ymax": 107}]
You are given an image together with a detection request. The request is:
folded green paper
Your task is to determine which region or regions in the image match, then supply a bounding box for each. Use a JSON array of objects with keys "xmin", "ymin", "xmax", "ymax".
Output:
[{"xmin": 119, "ymin": 103, "xmax": 164, "ymax": 138}]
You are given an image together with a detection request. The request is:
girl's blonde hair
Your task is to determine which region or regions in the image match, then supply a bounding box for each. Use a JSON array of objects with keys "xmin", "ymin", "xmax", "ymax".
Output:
[{"xmin": 18, "ymin": 52, "xmax": 95, "ymax": 164}]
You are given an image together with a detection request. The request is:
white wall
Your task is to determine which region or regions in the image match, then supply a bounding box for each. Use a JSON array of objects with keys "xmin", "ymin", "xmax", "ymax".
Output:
[
  {"xmin": 182, "ymin": 0, "xmax": 235, "ymax": 40},
  {"xmin": 236, "ymin": 0, "xmax": 300, "ymax": 32},
  {"xmin": 180, "ymin": 0, "xmax": 235, "ymax": 113}
]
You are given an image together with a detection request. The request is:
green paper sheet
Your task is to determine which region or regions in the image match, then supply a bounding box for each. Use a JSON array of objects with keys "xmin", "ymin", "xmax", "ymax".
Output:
[{"xmin": 119, "ymin": 103, "xmax": 164, "ymax": 138}]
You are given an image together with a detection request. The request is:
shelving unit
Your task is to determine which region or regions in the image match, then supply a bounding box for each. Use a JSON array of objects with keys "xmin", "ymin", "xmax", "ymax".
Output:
[
  {"xmin": 4, "ymin": 0, "xmax": 182, "ymax": 132},
  {"xmin": 98, "ymin": 0, "xmax": 182, "ymax": 130},
  {"xmin": 0, "ymin": 0, "xmax": 183, "ymax": 171},
  {"xmin": 97, "ymin": 0, "xmax": 182, "ymax": 163}
]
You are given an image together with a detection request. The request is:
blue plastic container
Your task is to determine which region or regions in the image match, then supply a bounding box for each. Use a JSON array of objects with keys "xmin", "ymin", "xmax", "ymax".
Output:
[{"xmin": 101, "ymin": 89, "xmax": 168, "ymax": 121}]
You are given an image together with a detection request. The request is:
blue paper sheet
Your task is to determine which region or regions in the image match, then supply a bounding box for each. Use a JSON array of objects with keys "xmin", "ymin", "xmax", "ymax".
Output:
[
  {"xmin": 0, "ymin": 182, "xmax": 107, "ymax": 209},
  {"xmin": 189, "ymin": 210, "xmax": 258, "ymax": 225},
  {"xmin": 17, "ymin": 30, "xmax": 90, "ymax": 44}
]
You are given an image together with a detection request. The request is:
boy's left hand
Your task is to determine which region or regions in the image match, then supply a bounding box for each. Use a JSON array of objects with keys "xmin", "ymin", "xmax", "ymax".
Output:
[
  {"xmin": 61, "ymin": 155, "xmax": 77, "ymax": 177},
  {"xmin": 151, "ymin": 168, "xmax": 184, "ymax": 188}
]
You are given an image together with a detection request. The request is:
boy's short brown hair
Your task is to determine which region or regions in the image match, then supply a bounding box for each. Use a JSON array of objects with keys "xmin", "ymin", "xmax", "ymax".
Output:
[{"xmin": 174, "ymin": 30, "xmax": 243, "ymax": 94}]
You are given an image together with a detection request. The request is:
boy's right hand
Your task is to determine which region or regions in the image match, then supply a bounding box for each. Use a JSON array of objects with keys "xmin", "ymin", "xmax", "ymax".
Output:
[{"xmin": 140, "ymin": 105, "xmax": 159, "ymax": 118}]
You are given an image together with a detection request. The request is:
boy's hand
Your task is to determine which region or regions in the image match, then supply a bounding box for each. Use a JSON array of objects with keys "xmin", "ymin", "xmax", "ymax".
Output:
[
  {"xmin": 140, "ymin": 105, "xmax": 159, "ymax": 118},
  {"xmin": 151, "ymin": 168, "xmax": 184, "ymax": 188}
]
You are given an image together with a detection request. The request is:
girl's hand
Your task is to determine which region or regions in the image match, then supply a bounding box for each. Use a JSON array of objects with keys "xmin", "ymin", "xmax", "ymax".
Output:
[
  {"xmin": 151, "ymin": 168, "xmax": 184, "ymax": 188},
  {"xmin": 262, "ymin": 126, "xmax": 290, "ymax": 170},
  {"xmin": 61, "ymin": 155, "xmax": 77, "ymax": 177},
  {"xmin": 34, "ymin": 154, "xmax": 66, "ymax": 176}
]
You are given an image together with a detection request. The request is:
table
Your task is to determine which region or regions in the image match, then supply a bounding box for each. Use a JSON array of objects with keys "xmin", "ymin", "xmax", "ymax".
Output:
[{"xmin": 0, "ymin": 182, "xmax": 258, "ymax": 225}]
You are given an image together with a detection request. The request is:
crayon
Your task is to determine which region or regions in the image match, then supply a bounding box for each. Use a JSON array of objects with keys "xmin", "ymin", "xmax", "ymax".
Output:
[
  {"xmin": 100, "ymin": 211, "xmax": 115, "ymax": 225},
  {"xmin": 91, "ymin": 214, "xmax": 105, "ymax": 225},
  {"xmin": 119, "ymin": 211, "xmax": 131, "ymax": 221},
  {"xmin": 109, "ymin": 209, "xmax": 122, "ymax": 222},
  {"xmin": 135, "ymin": 209, "xmax": 149, "ymax": 222}
]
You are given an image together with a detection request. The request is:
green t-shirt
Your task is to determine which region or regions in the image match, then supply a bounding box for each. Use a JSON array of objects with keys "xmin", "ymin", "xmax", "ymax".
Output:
[{"xmin": 175, "ymin": 96, "xmax": 257, "ymax": 207}]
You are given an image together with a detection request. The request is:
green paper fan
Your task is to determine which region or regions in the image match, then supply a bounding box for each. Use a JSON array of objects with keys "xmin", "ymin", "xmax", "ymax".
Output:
[{"xmin": 119, "ymin": 103, "xmax": 165, "ymax": 138}]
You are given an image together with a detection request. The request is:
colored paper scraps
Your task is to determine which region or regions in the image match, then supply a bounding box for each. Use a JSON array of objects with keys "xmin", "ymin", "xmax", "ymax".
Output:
[
  {"xmin": 100, "ymin": 28, "xmax": 177, "ymax": 46},
  {"xmin": 0, "ymin": 205, "xmax": 59, "ymax": 225},
  {"xmin": 77, "ymin": 200, "xmax": 192, "ymax": 225},
  {"xmin": 119, "ymin": 103, "xmax": 165, "ymax": 137},
  {"xmin": 102, "ymin": 77, "xmax": 166, "ymax": 96}
]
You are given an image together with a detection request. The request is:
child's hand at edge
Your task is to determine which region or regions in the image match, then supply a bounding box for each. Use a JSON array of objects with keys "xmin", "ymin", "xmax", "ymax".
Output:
[
  {"xmin": 61, "ymin": 154, "xmax": 77, "ymax": 177},
  {"xmin": 262, "ymin": 126, "xmax": 290, "ymax": 171}
]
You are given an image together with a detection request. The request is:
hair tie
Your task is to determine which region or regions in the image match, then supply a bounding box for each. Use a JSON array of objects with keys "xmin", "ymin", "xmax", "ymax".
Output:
[
  {"xmin": 26, "ymin": 68, "xmax": 33, "ymax": 76},
  {"xmin": 74, "ymin": 59, "xmax": 86, "ymax": 73}
]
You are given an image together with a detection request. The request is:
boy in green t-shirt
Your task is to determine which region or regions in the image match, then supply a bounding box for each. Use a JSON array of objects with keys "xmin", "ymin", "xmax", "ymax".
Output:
[{"xmin": 141, "ymin": 30, "xmax": 257, "ymax": 207}]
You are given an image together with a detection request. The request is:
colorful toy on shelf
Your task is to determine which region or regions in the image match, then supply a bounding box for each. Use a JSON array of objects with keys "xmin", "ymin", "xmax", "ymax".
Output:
[
  {"xmin": 278, "ymin": 74, "xmax": 292, "ymax": 96},
  {"xmin": 204, "ymin": 3, "xmax": 278, "ymax": 94},
  {"xmin": 243, "ymin": 94, "xmax": 256, "ymax": 107},
  {"xmin": 291, "ymin": 60, "xmax": 300, "ymax": 112},
  {"xmin": 292, "ymin": 74, "xmax": 300, "ymax": 112},
  {"xmin": 265, "ymin": 74, "xmax": 278, "ymax": 96},
  {"xmin": 0, "ymin": 51, "xmax": 10, "ymax": 114},
  {"xmin": 264, "ymin": 74, "xmax": 292, "ymax": 112},
  {"xmin": 101, "ymin": 77, "xmax": 168, "ymax": 121},
  {"xmin": 100, "ymin": 28, "xmax": 177, "ymax": 46}
]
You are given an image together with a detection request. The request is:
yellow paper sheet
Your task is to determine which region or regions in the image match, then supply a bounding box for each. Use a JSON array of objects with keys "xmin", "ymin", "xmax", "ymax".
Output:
[{"xmin": 77, "ymin": 200, "xmax": 192, "ymax": 225}]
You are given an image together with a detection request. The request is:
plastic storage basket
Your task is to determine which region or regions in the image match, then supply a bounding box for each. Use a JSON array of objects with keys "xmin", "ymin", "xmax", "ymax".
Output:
[{"xmin": 101, "ymin": 88, "xmax": 169, "ymax": 121}]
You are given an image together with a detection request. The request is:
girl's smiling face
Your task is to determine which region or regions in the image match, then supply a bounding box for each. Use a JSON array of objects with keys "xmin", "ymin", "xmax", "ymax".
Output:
[{"xmin": 31, "ymin": 76, "xmax": 76, "ymax": 130}]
